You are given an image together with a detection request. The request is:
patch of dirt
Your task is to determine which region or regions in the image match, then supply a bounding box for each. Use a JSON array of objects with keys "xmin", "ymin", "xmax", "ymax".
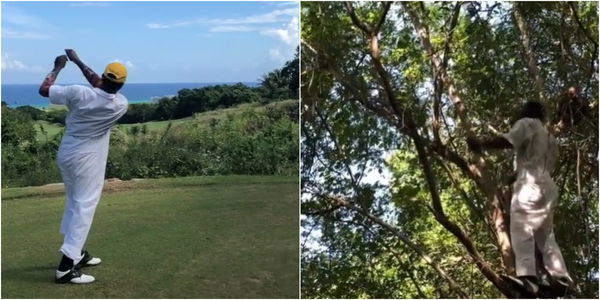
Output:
[
  {"xmin": 101, "ymin": 178, "xmax": 147, "ymax": 193},
  {"xmin": 3, "ymin": 178, "xmax": 149, "ymax": 201}
]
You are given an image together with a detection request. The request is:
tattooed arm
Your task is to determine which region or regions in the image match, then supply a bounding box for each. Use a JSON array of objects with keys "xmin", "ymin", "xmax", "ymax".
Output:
[
  {"xmin": 65, "ymin": 49, "xmax": 102, "ymax": 88},
  {"xmin": 39, "ymin": 55, "xmax": 68, "ymax": 97}
]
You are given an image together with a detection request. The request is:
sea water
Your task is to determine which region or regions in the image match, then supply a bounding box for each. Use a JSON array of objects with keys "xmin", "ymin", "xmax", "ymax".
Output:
[{"xmin": 1, "ymin": 82, "xmax": 258, "ymax": 108}]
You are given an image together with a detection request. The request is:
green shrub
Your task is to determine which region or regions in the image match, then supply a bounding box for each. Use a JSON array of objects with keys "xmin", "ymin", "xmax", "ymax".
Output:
[
  {"xmin": 106, "ymin": 106, "xmax": 298, "ymax": 180},
  {"xmin": 2, "ymin": 100, "xmax": 299, "ymax": 187}
]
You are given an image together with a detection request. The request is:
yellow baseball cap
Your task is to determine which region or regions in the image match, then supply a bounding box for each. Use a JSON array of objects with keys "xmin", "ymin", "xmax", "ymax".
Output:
[{"xmin": 103, "ymin": 62, "xmax": 127, "ymax": 83}]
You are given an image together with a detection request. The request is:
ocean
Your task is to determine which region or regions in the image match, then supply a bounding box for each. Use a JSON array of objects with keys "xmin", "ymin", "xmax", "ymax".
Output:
[{"xmin": 1, "ymin": 82, "xmax": 258, "ymax": 108}]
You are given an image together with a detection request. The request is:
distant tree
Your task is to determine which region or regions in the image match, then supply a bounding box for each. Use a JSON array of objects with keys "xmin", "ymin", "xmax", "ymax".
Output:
[
  {"xmin": 15, "ymin": 105, "xmax": 47, "ymax": 121},
  {"xmin": 282, "ymin": 47, "xmax": 300, "ymax": 99},
  {"xmin": 174, "ymin": 88, "xmax": 206, "ymax": 118},
  {"xmin": 120, "ymin": 103, "xmax": 157, "ymax": 124},
  {"xmin": 260, "ymin": 69, "xmax": 292, "ymax": 101},
  {"xmin": 260, "ymin": 49, "xmax": 300, "ymax": 101},
  {"xmin": 153, "ymin": 97, "xmax": 178, "ymax": 120},
  {"xmin": 45, "ymin": 109, "xmax": 68, "ymax": 125}
]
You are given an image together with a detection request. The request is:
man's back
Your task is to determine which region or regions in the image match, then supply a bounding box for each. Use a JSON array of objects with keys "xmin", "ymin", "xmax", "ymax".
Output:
[
  {"xmin": 49, "ymin": 85, "xmax": 128, "ymax": 138},
  {"xmin": 504, "ymin": 117, "xmax": 558, "ymax": 183}
]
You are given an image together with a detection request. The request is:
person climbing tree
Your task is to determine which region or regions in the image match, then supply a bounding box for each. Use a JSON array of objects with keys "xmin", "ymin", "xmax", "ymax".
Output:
[
  {"xmin": 554, "ymin": 86, "xmax": 589, "ymax": 133},
  {"xmin": 467, "ymin": 101, "xmax": 574, "ymax": 296}
]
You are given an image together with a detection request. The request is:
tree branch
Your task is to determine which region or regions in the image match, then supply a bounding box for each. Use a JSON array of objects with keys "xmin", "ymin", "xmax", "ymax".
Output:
[
  {"xmin": 409, "ymin": 131, "xmax": 516, "ymax": 296},
  {"xmin": 374, "ymin": 1, "xmax": 392, "ymax": 34},
  {"xmin": 401, "ymin": 2, "xmax": 471, "ymax": 131},
  {"xmin": 346, "ymin": 1, "xmax": 416, "ymax": 131},
  {"xmin": 326, "ymin": 195, "xmax": 469, "ymax": 298},
  {"xmin": 313, "ymin": 5, "xmax": 517, "ymax": 294},
  {"xmin": 402, "ymin": 2, "xmax": 515, "ymax": 275},
  {"xmin": 512, "ymin": 3, "xmax": 547, "ymax": 103},
  {"xmin": 344, "ymin": 2, "xmax": 374, "ymax": 34},
  {"xmin": 302, "ymin": 204, "xmax": 343, "ymax": 216},
  {"xmin": 568, "ymin": 2, "xmax": 599, "ymax": 49}
]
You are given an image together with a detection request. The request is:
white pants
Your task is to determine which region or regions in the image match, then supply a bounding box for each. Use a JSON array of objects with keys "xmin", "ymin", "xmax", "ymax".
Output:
[
  {"xmin": 510, "ymin": 179, "xmax": 569, "ymax": 279},
  {"xmin": 57, "ymin": 133, "xmax": 109, "ymax": 264}
]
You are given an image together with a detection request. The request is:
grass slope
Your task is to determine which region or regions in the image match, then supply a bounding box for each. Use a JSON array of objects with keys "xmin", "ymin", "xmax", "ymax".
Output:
[
  {"xmin": 34, "ymin": 100, "xmax": 298, "ymax": 140},
  {"xmin": 2, "ymin": 175, "xmax": 299, "ymax": 298},
  {"xmin": 35, "ymin": 120, "xmax": 64, "ymax": 141}
]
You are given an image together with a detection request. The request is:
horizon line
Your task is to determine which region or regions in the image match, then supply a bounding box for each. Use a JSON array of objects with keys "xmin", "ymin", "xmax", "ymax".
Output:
[{"xmin": 1, "ymin": 81, "xmax": 260, "ymax": 85}]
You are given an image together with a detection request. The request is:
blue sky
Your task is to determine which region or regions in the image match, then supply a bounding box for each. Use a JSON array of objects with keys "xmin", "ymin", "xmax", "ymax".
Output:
[{"xmin": 1, "ymin": 1, "xmax": 299, "ymax": 84}]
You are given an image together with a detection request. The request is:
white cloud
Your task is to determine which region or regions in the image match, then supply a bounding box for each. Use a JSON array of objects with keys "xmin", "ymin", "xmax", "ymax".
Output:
[
  {"xmin": 1, "ymin": 58, "xmax": 26, "ymax": 70},
  {"xmin": 261, "ymin": 28, "xmax": 292, "ymax": 45},
  {"xmin": 268, "ymin": 48, "xmax": 284, "ymax": 62},
  {"xmin": 1, "ymin": 53, "xmax": 43, "ymax": 72},
  {"xmin": 111, "ymin": 59, "xmax": 134, "ymax": 68},
  {"xmin": 271, "ymin": 1, "xmax": 298, "ymax": 7},
  {"xmin": 68, "ymin": 2, "xmax": 111, "ymax": 7},
  {"xmin": 2, "ymin": 28, "xmax": 52, "ymax": 39},
  {"xmin": 2, "ymin": 5, "xmax": 45, "ymax": 28},
  {"xmin": 221, "ymin": 8, "xmax": 297, "ymax": 25},
  {"xmin": 209, "ymin": 25, "xmax": 255, "ymax": 33},
  {"xmin": 146, "ymin": 7, "xmax": 298, "ymax": 29},
  {"xmin": 146, "ymin": 23, "xmax": 170, "ymax": 29},
  {"xmin": 146, "ymin": 20, "xmax": 194, "ymax": 29},
  {"xmin": 2, "ymin": 6, "xmax": 57, "ymax": 39},
  {"xmin": 260, "ymin": 16, "xmax": 298, "ymax": 45}
]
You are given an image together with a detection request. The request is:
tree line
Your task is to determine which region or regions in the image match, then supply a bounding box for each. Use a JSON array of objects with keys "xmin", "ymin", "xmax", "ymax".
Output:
[{"xmin": 10, "ymin": 51, "xmax": 299, "ymax": 125}]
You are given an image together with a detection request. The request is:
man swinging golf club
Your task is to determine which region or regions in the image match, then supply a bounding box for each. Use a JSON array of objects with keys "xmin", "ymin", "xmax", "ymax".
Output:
[
  {"xmin": 467, "ymin": 101, "xmax": 573, "ymax": 295},
  {"xmin": 39, "ymin": 49, "xmax": 128, "ymax": 284}
]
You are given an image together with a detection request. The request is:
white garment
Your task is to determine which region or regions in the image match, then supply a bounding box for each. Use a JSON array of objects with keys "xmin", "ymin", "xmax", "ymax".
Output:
[
  {"xmin": 502, "ymin": 118, "xmax": 569, "ymax": 279},
  {"xmin": 50, "ymin": 85, "xmax": 127, "ymax": 264}
]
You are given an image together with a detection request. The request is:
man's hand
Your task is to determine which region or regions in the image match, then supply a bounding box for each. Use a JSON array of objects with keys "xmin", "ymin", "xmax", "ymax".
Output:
[
  {"xmin": 54, "ymin": 55, "xmax": 68, "ymax": 70},
  {"xmin": 65, "ymin": 49, "xmax": 80, "ymax": 63},
  {"xmin": 65, "ymin": 49, "xmax": 102, "ymax": 88},
  {"xmin": 466, "ymin": 136, "xmax": 482, "ymax": 153}
]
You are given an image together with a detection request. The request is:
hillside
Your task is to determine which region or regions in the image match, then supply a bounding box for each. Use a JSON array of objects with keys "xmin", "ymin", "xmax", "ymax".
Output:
[{"xmin": 34, "ymin": 100, "xmax": 298, "ymax": 140}]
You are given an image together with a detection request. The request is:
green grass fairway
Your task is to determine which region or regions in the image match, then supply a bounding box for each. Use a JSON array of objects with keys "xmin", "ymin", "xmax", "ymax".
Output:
[
  {"xmin": 2, "ymin": 176, "xmax": 299, "ymax": 298},
  {"xmin": 34, "ymin": 100, "xmax": 297, "ymax": 140},
  {"xmin": 35, "ymin": 120, "xmax": 64, "ymax": 141},
  {"xmin": 116, "ymin": 117, "xmax": 192, "ymax": 134}
]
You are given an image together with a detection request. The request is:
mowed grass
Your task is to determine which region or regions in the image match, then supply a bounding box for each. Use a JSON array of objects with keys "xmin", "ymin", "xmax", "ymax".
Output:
[
  {"xmin": 35, "ymin": 120, "xmax": 64, "ymax": 141},
  {"xmin": 2, "ymin": 176, "xmax": 299, "ymax": 298},
  {"xmin": 116, "ymin": 117, "xmax": 192, "ymax": 133}
]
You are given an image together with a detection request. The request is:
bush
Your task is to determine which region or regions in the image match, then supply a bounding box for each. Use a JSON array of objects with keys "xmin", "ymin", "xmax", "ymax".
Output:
[
  {"xmin": 2, "ymin": 101, "xmax": 298, "ymax": 187},
  {"xmin": 106, "ymin": 106, "xmax": 298, "ymax": 180},
  {"xmin": 1, "ymin": 103, "xmax": 36, "ymax": 147},
  {"xmin": 2, "ymin": 140, "xmax": 62, "ymax": 187}
]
